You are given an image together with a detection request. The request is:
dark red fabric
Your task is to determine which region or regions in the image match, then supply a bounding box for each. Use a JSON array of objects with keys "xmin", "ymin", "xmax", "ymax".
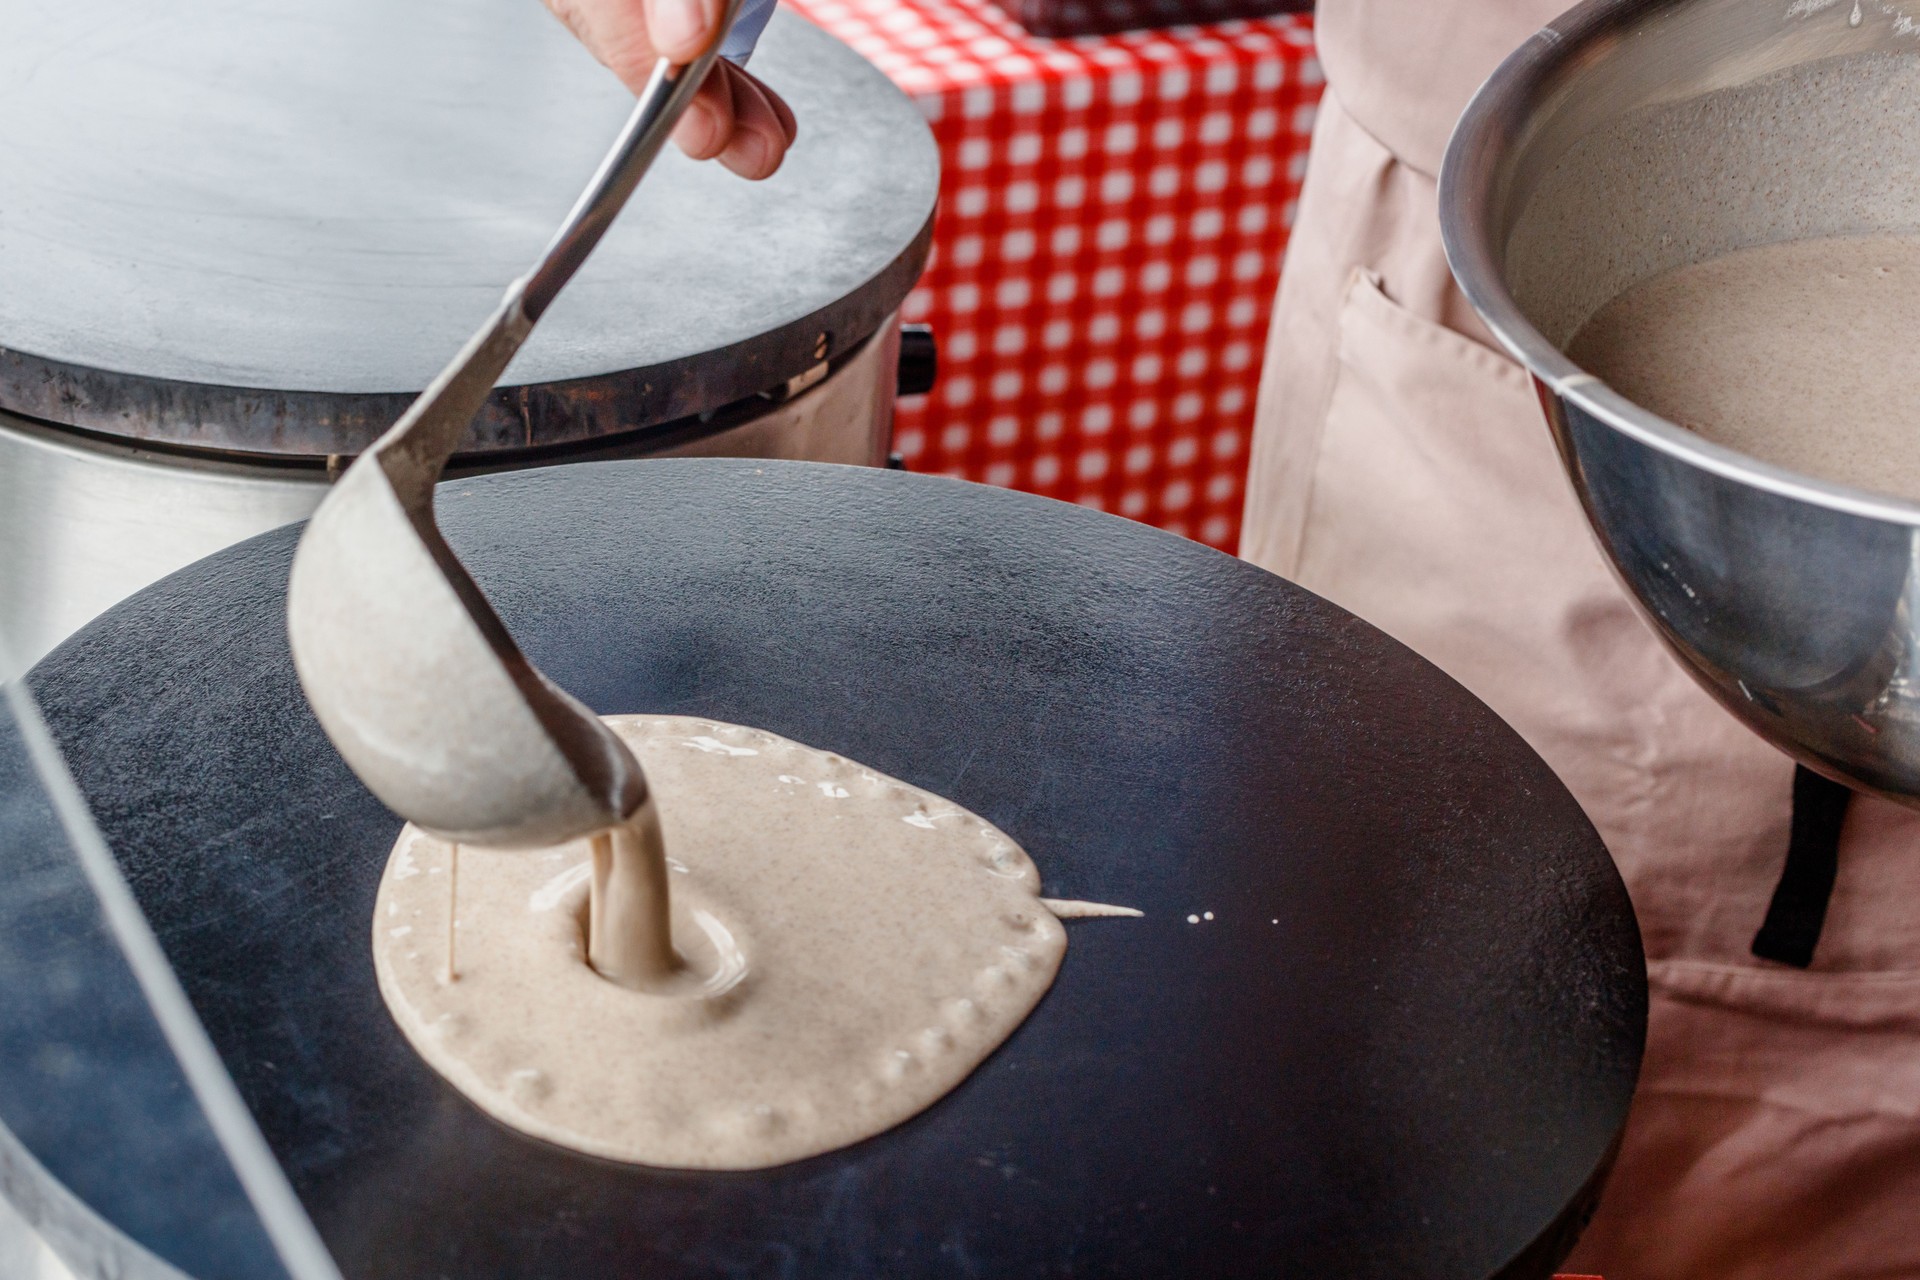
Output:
[{"xmin": 986, "ymin": 0, "xmax": 1312, "ymax": 40}]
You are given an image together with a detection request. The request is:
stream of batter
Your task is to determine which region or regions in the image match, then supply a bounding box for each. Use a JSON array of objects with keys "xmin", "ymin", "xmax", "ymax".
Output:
[
  {"xmin": 1568, "ymin": 233, "xmax": 1920, "ymax": 500},
  {"xmin": 373, "ymin": 715, "xmax": 1109, "ymax": 1170}
]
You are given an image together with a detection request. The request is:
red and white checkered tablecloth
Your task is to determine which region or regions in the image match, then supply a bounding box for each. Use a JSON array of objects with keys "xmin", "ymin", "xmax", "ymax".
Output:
[{"xmin": 782, "ymin": 0, "xmax": 1322, "ymax": 552}]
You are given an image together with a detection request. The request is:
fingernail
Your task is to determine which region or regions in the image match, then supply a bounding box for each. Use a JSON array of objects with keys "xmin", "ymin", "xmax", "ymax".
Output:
[{"xmin": 651, "ymin": 0, "xmax": 708, "ymax": 55}]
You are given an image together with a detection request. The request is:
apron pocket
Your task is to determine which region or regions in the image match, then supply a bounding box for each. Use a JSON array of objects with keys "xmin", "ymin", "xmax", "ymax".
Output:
[
  {"xmin": 1293, "ymin": 267, "xmax": 1793, "ymax": 944},
  {"xmin": 1294, "ymin": 265, "xmax": 1632, "ymax": 700}
]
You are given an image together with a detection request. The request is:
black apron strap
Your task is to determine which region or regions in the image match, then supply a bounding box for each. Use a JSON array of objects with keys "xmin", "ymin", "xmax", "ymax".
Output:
[{"xmin": 1750, "ymin": 765, "xmax": 1850, "ymax": 969}]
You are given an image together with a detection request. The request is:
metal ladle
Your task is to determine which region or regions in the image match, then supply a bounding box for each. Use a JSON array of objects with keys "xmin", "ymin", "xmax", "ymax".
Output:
[{"xmin": 287, "ymin": 0, "xmax": 744, "ymax": 991}]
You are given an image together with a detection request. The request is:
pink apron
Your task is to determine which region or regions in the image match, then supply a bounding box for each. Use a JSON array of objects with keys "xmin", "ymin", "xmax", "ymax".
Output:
[{"xmin": 1243, "ymin": 3, "xmax": 1920, "ymax": 1274}]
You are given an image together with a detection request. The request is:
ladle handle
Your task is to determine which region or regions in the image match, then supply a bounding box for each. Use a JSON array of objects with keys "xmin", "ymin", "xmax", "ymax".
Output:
[{"xmin": 521, "ymin": 0, "xmax": 747, "ymax": 321}]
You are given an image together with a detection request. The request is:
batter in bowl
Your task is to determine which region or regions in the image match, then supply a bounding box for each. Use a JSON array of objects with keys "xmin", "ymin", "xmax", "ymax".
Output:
[{"xmin": 1569, "ymin": 233, "xmax": 1920, "ymax": 500}]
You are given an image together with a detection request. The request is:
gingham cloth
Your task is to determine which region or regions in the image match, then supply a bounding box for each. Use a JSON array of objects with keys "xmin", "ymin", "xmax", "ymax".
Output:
[{"xmin": 781, "ymin": 0, "xmax": 1322, "ymax": 551}]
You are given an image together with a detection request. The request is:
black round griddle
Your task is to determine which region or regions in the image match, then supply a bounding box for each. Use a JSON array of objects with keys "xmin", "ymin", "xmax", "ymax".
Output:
[
  {"xmin": 9, "ymin": 460, "xmax": 1645, "ymax": 1278},
  {"xmin": 0, "ymin": 2, "xmax": 935, "ymax": 455}
]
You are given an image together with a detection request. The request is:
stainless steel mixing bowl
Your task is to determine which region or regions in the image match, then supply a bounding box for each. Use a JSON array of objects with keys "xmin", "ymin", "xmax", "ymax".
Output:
[{"xmin": 1441, "ymin": 0, "xmax": 1920, "ymax": 806}]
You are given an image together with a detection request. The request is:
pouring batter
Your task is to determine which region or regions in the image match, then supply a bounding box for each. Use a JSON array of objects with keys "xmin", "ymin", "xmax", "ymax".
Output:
[
  {"xmin": 373, "ymin": 716, "xmax": 1081, "ymax": 1169},
  {"xmin": 288, "ymin": 0, "xmax": 1107, "ymax": 1181},
  {"xmin": 275, "ymin": 0, "xmax": 1088, "ymax": 1178}
]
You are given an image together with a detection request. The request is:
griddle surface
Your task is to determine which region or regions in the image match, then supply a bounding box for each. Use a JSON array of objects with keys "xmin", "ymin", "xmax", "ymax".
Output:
[{"xmin": 15, "ymin": 460, "xmax": 1643, "ymax": 1278}]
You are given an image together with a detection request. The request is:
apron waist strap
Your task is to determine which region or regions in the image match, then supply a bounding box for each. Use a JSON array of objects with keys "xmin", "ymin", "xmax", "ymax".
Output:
[{"xmin": 1751, "ymin": 765, "xmax": 1850, "ymax": 969}]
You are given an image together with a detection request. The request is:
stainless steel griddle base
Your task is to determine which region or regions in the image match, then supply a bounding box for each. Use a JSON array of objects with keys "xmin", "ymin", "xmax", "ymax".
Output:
[{"xmin": 0, "ymin": 321, "xmax": 899, "ymax": 668}]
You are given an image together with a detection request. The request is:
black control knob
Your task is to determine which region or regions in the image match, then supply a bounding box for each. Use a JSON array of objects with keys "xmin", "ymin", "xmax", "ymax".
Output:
[{"xmin": 896, "ymin": 325, "xmax": 938, "ymax": 398}]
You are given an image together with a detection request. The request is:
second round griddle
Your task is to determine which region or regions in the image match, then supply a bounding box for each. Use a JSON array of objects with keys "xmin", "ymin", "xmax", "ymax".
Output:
[
  {"xmin": 0, "ymin": 2, "xmax": 936, "ymax": 455},
  {"xmin": 17, "ymin": 460, "xmax": 1644, "ymax": 1278}
]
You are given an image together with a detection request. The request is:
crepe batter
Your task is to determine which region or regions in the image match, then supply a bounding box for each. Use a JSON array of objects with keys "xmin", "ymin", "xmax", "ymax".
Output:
[
  {"xmin": 1568, "ymin": 233, "xmax": 1920, "ymax": 500},
  {"xmin": 373, "ymin": 715, "xmax": 1103, "ymax": 1170}
]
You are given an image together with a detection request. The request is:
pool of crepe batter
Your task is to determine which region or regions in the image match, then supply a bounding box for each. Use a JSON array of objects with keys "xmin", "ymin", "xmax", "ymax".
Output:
[
  {"xmin": 372, "ymin": 715, "xmax": 1085, "ymax": 1170},
  {"xmin": 1569, "ymin": 233, "xmax": 1920, "ymax": 500}
]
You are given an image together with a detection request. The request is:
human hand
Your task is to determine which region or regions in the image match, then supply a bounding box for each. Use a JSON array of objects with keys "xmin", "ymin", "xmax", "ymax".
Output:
[{"xmin": 545, "ymin": 0, "xmax": 797, "ymax": 179}]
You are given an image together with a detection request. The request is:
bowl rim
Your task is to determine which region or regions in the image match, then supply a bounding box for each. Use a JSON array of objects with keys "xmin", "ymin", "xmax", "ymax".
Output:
[{"xmin": 1437, "ymin": 0, "xmax": 1920, "ymax": 528}]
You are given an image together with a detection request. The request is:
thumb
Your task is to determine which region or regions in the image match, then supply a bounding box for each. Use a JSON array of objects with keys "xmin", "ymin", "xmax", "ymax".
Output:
[{"xmin": 645, "ymin": 0, "xmax": 724, "ymax": 63}]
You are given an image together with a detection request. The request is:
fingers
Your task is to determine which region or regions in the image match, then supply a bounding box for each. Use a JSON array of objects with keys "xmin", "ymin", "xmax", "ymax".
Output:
[
  {"xmin": 673, "ymin": 66, "xmax": 735, "ymax": 162},
  {"xmin": 674, "ymin": 62, "xmax": 795, "ymax": 177},
  {"xmin": 715, "ymin": 62, "xmax": 797, "ymax": 180},
  {"xmin": 546, "ymin": 0, "xmax": 797, "ymax": 180},
  {"xmin": 754, "ymin": 64, "xmax": 798, "ymax": 143}
]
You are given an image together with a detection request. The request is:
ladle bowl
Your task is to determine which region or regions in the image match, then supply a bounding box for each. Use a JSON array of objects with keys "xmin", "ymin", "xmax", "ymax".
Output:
[
  {"xmin": 287, "ymin": 0, "xmax": 744, "ymax": 988},
  {"xmin": 1441, "ymin": 0, "xmax": 1920, "ymax": 806}
]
